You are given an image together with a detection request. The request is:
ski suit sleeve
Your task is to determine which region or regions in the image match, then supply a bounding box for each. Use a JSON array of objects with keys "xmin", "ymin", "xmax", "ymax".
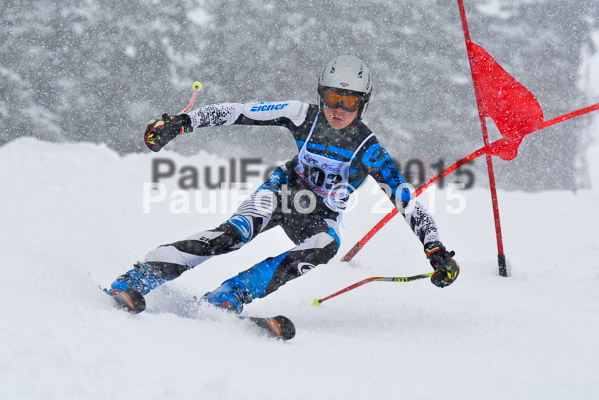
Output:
[
  {"xmin": 187, "ymin": 101, "xmax": 310, "ymax": 129},
  {"xmin": 361, "ymin": 140, "xmax": 440, "ymax": 245}
]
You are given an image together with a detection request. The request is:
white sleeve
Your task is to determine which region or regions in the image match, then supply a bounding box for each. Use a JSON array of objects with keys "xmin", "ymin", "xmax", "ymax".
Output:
[
  {"xmin": 240, "ymin": 101, "xmax": 309, "ymax": 126},
  {"xmin": 188, "ymin": 103, "xmax": 245, "ymax": 128},
  {"xmin": 403, "ymin": 198, "xmax": 441, "ymax": 245},
  {"xmin": 188, "ymin": 101, "xmax": 309, "ymax": 128}
]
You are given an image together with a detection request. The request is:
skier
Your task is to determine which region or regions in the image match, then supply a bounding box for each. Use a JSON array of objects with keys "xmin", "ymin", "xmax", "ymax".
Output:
[{"xmin": 106, "ymin": 55, "xmax": 459, "ymax": 314}]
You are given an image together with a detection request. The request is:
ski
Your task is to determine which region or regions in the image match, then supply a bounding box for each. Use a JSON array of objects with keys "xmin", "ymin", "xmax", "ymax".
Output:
[
  {"xmin": 104, "ymin": 288, "xmax": 295, "ymax": 340},
  {"xmin": 242, "ymin": 315, "xmax": 296, "ymax": 341},
  {"xmin": 106, "ymin": 287, "xmax": 147, "ymax": 313}
]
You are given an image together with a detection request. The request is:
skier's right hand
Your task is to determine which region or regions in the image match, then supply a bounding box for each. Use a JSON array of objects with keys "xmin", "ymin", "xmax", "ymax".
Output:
[{"xmin": 144, "ymin": 113, "xmax": 192, "ymax": 152}]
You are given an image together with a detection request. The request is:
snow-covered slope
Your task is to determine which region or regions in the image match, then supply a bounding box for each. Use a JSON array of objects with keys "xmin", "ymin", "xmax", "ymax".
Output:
[{"xmin": 1, "ymin": 137, "xmax": 598, "ymax": 400}]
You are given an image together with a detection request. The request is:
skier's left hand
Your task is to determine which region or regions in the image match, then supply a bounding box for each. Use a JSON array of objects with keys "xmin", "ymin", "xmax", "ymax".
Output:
[
  {"xmin": 424, "ymin": 241, "xmax": 459, "ymax": 288},
  {"xmin": 144, "ymin": 113, "xmax": 192, "ymax": 152}
]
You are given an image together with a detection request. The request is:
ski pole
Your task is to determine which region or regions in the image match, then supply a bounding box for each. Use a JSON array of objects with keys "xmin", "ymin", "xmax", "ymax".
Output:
[
  {"xmin": 312, "ymin": 272, "xmax": 433, "ymax": 306},
  {"xmin": 181, "ymin": 81, "xmax": 202, "ymax": 114},
  {"xmin": 146, "ymin": 81, "xmax": 202, "ymax": 148},
  {"xmin": 153, "ymin": 81, "xmax": 201, "ymax": 136}
]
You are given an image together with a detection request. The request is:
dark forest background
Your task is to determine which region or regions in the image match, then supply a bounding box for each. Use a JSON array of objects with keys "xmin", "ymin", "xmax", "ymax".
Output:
[{"xmin": 2, "ymin": 0, "xmax": 597, "ymax": 190}]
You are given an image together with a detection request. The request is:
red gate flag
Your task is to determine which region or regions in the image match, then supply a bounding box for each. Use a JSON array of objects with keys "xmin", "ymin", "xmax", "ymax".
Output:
[
  {"xmin": 341, "ymin": 41, "xmax": 599, "ymax": 263},
  {"xmin": 471, "ymin": 43, "xmax": 544, "ymax": 160}
]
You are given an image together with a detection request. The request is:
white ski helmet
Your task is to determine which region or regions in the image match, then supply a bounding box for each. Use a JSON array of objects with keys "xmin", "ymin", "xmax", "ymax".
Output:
[{"xmin": 317, "ymin": 55, "xmax": 372, "ymax": 119}]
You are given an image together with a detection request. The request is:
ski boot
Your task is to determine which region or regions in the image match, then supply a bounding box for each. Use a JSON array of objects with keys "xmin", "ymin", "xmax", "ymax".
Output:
[
  {"xmin": 105, "ymin": 262, "xmax": 167, "ymax": 314},
  {"xmin": 201, "ymin": 278, "xmax": 297, "ymax": 340},
  {"xmin": 202, "ymin": 276, "xmax": 252, "ymax": 314}
]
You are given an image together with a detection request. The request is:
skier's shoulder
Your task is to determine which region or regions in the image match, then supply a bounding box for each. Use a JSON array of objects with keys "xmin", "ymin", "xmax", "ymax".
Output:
[
  {"xmin": 353, "ymin": 119, "xmax": 379, "ymax": 146},
  {"xmin": 356, "ymin": 118, "xmax": 374, "ymax": 135},
  {"xmin": 350, "ymin": 122, "xmax": 394, "ymax": 166}
]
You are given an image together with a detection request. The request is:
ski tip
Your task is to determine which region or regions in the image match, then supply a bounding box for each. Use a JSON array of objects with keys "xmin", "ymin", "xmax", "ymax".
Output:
[
  {"xmin": 312, "ymin": 298, "xmax": 322, "ymax": 306},
  {"xmin": 107, "ymin": 287, "xmax": 146, "ymax": 314},
  {"xmin": 247, "ymin": 315, "xmax": 296, "ymax": 340},
  {"xmin": 272, "ymin": 315, "xmax": 296, "ymax": 340},
  {"xmin": 193, "ymin": 81, "xmax": 202, "ymax": 90}
]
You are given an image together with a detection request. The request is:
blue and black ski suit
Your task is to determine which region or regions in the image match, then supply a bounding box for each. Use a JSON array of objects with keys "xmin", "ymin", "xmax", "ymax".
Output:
[{"xmin": 112, "ymin": 100, "xmax": 440, "ymax": 311}]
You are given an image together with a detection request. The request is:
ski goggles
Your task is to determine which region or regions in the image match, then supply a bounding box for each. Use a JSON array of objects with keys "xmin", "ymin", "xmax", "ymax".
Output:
[{"xmin": 323, "ymin": 89, "xmax": 362, "ymax": 112}]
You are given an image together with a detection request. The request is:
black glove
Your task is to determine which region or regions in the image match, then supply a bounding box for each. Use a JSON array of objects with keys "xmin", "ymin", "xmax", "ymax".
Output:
[
  {"xmin": 144, "ymin": 113, "xmax": 192, "ymax": 152},
  {"xmin": 424, "ymin": 241, "xmax": 459, "ymax": 288}
]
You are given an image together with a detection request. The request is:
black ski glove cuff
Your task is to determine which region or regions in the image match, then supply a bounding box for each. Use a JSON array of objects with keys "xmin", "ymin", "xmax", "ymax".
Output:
[{"xmin": 424, "ymin": 241, "xmax": 460, "ymax": 288}]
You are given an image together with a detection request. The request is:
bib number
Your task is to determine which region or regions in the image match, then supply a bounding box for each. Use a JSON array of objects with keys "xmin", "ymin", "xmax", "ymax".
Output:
[{"xmin": 303, "ymin": 162, "xmax": 343, "ymax": 190}]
